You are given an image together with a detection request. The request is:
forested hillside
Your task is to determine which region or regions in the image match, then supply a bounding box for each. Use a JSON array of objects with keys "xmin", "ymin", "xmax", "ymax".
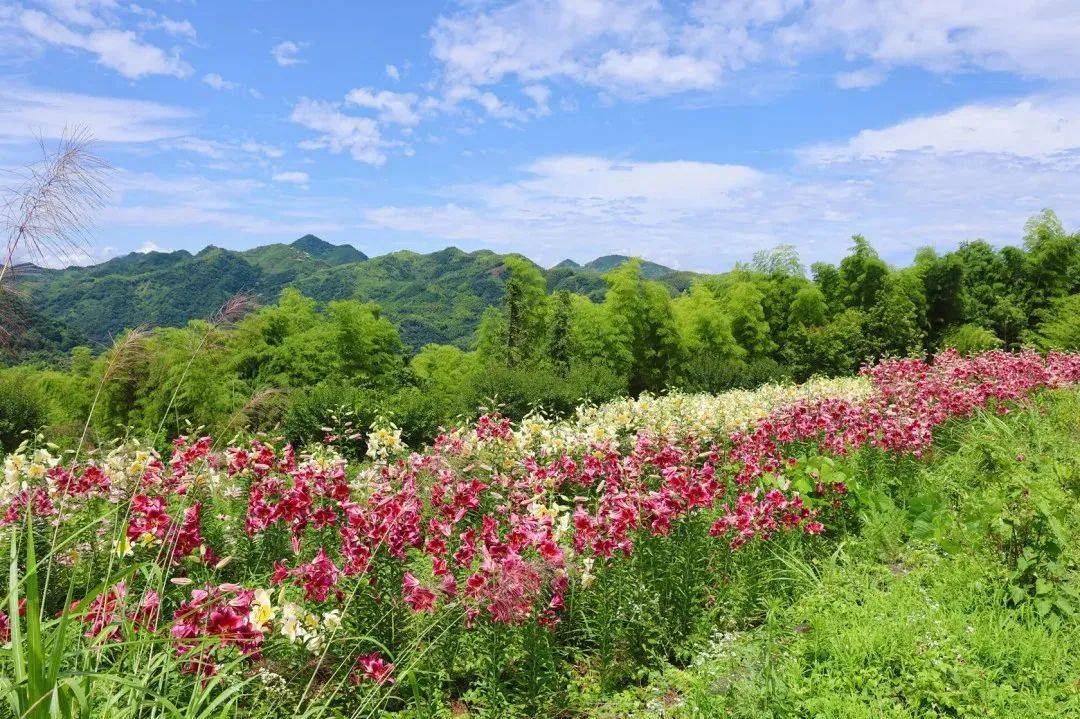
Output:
[{"xmin": 11, "ymin": 235, "xmax": 689, "ymax": 356}]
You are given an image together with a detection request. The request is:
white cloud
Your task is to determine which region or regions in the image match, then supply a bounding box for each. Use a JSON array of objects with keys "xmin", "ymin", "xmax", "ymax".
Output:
[
  {"xmin": 168, "ymin": 136, "xmax": 285, "ymax": 161},
  {"xmin": 38, "ymin": 0, "xmax": 118, "ymax": 28},
  {"xmin": 779, "ymin": 0, "xmax": 1080, "ymax": 83},
  {"xmin": 273, "ymin": 171, "xmax": 310, "ymax": 185},
  {"xmin": 17, "ymin": 7, "xmax": 192, "ymax": 78},
  {"xmin": 150, "ymin": 18, "xmax": 195, "ymax": 41},
  {"xmin": 239, "ymin": 141, "xmax": 284, "ymax": 159},
  {"xmin": 290, "ymin": 98, "xmax": 386, "ymax": 165},
  {"xmin": 137, "ymin": 240, "xmax": 162, "ymax": 253},
  {"xmin": 271, "ymin": 40, "xmax": 304, "ymax": 66},
  {"xmin": 474, "ymin": 90, "xmax": 524, "ymax": 121},
  {"xmin": 805, "ymin": 96, "xmax": 1080, "ymax": 162},
  {"xmin": 345, "ymin": 88, "xmax": 422, "ymax": 126},
  {"xmin": 514, "ymin": 155, "xmax": 762, "ymax": 211},
  {"xmin": 385, "ymin": 63, "xmax": 400, "ymax": 81},
  {"xmin": 0, "ymin": 86, "xmax": 192, "ymax": 143},
  {"xmin": 364, "ymin": 154, "xmax": 766, "ymax": 266},
  {"xmin": 589, "ymin": 49, "xmax": 720, "ymax": 95},
  {"xmin": 202, "ymin": 73, "xmax": 238, "ymax": 91},
  {"xmin": 833, "ymin": 67, "xmax": 885, "ymax": 90},
  {"xmin": 362, "ymin": 142, "xmax": 1080, "ymax": 269},
  {"xmin": 102, "ymin": 170, "xmax": 348, "ymax": 237},
  {"xmin": 426, "ymin": 0, "xmax": 1080, "ymax": 110},
  {"xmin": 430, "ymin": 0, "xmax": 719, "ymax": 106},
  {"xmin": 521, "ymin": 84, "xmax": 550, "ymax": 115}
]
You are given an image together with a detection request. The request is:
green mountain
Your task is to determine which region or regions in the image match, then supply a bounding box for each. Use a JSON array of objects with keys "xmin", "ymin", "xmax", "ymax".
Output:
[
  {"xmin": 583, "ymin": 255, "xmax": 672, "ymax": 278},
  {"xmin": 13, "ymin": 237, "xmax": 691, "ymax": 357},
  {"xmin": 288, "ymin": 234, "xmax": 368, "ymax": 265}
]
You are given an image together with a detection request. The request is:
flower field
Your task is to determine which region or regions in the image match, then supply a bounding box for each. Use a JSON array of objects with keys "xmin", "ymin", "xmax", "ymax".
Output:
[{"xmin": 2, "ymin": 350, "xmax": 1080, "ymax": 718}]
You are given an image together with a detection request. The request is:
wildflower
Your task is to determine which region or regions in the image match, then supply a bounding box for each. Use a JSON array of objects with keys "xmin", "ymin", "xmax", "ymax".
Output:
[
  {"xmin": 113, "ymin": 534, "xmax": 134, "ymax": 558},
  {"xmin": 366, "ymin": 419, "xmax": 405, "ymax": 460},
  {"xmin": 352, "ymin": 652, "xmax": 395, "ymax": 685},
  {"xmin": 248, "ymin": 589, "xmax": 277, "ymax": 633},
  {"xmin": 402, "ymin": 572, "xmax": 437, "ymax": 613},
  {"xmin": 322, "ymin": 609, "xmax": 342, "ymax": 630}
]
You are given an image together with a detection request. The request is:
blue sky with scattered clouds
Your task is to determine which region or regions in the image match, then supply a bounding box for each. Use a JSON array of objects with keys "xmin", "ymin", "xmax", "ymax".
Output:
[{"xmin": 1, "ymin": 0, "xmax": 1078, "ymax": 271}]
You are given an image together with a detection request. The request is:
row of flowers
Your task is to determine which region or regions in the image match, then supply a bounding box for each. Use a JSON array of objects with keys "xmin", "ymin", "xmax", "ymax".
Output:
[{"xmin": 2, "ymin": 350, "xmax": 1078, "ymax": 687}]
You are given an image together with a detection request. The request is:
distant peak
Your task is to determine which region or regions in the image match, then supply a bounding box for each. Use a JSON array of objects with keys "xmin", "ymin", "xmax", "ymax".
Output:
[
  {"xmin": 291, "ymin": 234, "xmax": 331, "ymax": 250},
  {"xmin": 553, "ymin": 258, "xmax": 581, "ymax": 269},
  {"xmin": 290, "ymin": 235, "xmax": 368, "ymax": 264},
  {"xmin": 583, "ymin": 254, "xmax": 675, "ymax": 279}
]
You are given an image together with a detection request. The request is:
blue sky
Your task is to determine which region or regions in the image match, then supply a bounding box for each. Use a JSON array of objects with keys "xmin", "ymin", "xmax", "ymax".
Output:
[{"xmin": 1, "ymin": 0, "xmax": 1078, "ymax": 271}]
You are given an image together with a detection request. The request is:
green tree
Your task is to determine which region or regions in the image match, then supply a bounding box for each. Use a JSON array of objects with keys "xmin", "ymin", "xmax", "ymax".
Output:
[
  {"xmin": 811, "ymin": 262, "xmax": 845, "ymax": 314},
  {"xmin": 866, "ymin": 275, "xmax": 926, "ymax": 359},
  {"xmin": 788, "ymin": 285, "xmax": 829, "ymax": 328},
  {"xmin": 752, "ymin": 244, "xmax": 805, "ymax": 278},
  {"xmin": 500, "ymin": 256, "xmax": 550, "ymax": 367},
  {"xmin": 785, "ymin": 309, "xmax": 869, "ymax": 380},
  {"xmin": 548, "ymin": 291, "xmax": 573, "ymax": 376},
  {"xmin": 724, "ymin": 281, "xmax": 774, "ymax": 359},
  {"xmin": 327, "ymin": 300, "xmax": 404, "ymax": 382},
  {"xmin": 839, "ymin": 235, "xmax": 889, "ymax": 311},
  {"xmin": 920, "ymin": 251, "xmax": 966, "ymax": 344},
  {"xmin": 1038, "ymin": 294, "xmax": 1080, "ymax": 351},
  {"xmin": 567, "ymin": 295, "xmax": 632, "ymax": 381},
  {"xmin": 1025, "ymin": 209, "xmax": 1080, "ymax": 310},
  {"xmin": 672, "ymin": 283, "xmax": 745, "ymax": 390},
  {"xmin": 70, "ymin": 346, "xmax": 95, "ymax": 377},
  {"xmin": 0, "ymin": 371, "xmax": 47, "ymax": 452},
  {"xmin": 604, "ymin": 260, "xmax": 682, "ymax": 394}
]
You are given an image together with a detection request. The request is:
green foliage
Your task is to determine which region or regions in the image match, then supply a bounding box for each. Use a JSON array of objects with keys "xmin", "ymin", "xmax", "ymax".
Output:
[
  {"xmin": 603, "ymin": 260, "xmax": 682, "ymax": 394},
  {"xmin": 672, "ymin": 283, "xmax": 744, "ymax": 389},
  {"xmin": 582, "ymin": 389, "xmax": 1080, "ymax": 719},
  {"xmin": 1024, "ymin": 209, "xmax": 1080, "ymax": 310},
  {"xmin": 1038, "ymin": 294, "xmax": 1080, "ymax": 351},
  {"xmin": 15, "ymin": 239, "xmax": 689, "ymax": 357},
  {"xmin": 783, "ymin": 308, "xmax": 868, "ymax": 380},
  {"xmin": 839, "ymin": 234, "xmax": 889, "ymax": 311},
  {"xmin": 787, "ymin": 285, "xmax": 827, "ymax": 328},
  {"xmin": 866, "ymin": 273, "xmax": 926, "ymax": 359},
  {"xmin": 469, "ymin": 362, "xmax": 624, "ymax": 420},
  {"xmin": 920, "ymin": 249, "xmax": 966, "ymax": 342},
  {"xmin": 722, "ymin": 281, "xmax": 773, "ymax": 359},
  {"xmin": 476, "ymin": 256, "xmax": 550, "ymax": 368},
  {"xmin": 7, "ymin": 210, "xmax": 1080, "ymax": 454},
  {"xmin": 751, "ymin": 244, "xmax": 805, "ymax": 278},
  {"xmin": 0, "ymin": 372, "xmax": 47, "ymax": 452},
  {"xmin": 547, "ymin": 291, "xmax": 573, "ymax": 375},
  {"xmin": 943, "ymin": 323, "xmax": 1003, "ymax": 354},
  {"xmin": 326, "ymin": 300, "xmax": 404, "ymax": 381}
]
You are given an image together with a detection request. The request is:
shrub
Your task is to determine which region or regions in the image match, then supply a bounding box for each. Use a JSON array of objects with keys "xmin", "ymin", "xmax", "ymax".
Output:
[
  {"xmin": 1038, "ymin": 294, "xmax": 1080, "ymax": 351},
  {"xmin": 468, "ymin": 362, "xmax": 625, "ymax": 420},
  {"xmin": 943, "ymin": 323, "xmax": 1004, "ymax": 354},
  {"xmin": 0, "ymin": 371, "xmax": 47, "ymax": 452}
]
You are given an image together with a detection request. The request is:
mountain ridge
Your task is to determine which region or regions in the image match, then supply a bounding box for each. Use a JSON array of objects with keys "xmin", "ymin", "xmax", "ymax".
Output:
[{"xmin": 12, "ymin": 236, "xmax": 695, "ymax": 358}]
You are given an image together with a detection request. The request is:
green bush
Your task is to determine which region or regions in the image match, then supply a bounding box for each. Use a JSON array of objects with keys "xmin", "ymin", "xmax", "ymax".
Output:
[
  {"xmin": 468, "ymin": 362, "xmax": 625, "ymax": 421},
  {"xmin": 1038, "ymin": 294, "xmax": 1080, "ymax": 351},
  {"xmin": 0, "ymin": 372, "xmax": 47, "ymax": 452},
  {"xmin": 281, "ymin": 383, "xmax": 385, "ymax": 458},
  {"xmin": 943, "ymin": 323, "xmax": 1004, "ymax": 354}
]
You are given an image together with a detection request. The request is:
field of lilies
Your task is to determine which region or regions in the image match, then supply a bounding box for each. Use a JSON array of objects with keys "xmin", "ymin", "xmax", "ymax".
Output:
[{"xmin": 2, "ymin": 349, "xmax": 1080, "ymax": 718}]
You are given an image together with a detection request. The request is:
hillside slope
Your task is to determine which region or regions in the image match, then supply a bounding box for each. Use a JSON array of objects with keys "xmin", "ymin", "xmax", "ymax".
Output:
[{"xmin": 14, "ymin": 237, "xmax": 692, "ymax": 355}]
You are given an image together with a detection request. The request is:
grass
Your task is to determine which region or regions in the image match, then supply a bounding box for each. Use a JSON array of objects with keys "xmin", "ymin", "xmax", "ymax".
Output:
[{"xmin": 582, "ymin": 389, "xmax": 1080, "ymax": 719}]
